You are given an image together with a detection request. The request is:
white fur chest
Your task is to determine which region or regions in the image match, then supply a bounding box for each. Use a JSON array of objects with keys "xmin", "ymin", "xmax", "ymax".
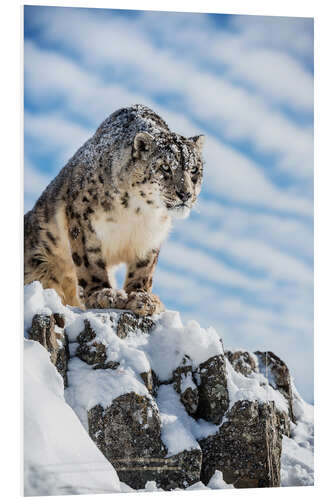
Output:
[{"xmin": 92, "ymin": 202, "xmax": 172, "ymax": 265}]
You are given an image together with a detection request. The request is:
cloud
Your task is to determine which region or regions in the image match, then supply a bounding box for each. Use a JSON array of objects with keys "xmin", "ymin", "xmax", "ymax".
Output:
[
  {"xmin": 173, "ymin": 216, "xmax": 313, "ymax": 286},
  {"xmin": 24, "ymin": 158, "xmax": 53, "ymax": 212},
  {"xmin": 197, "ymin": 199, "xmax": 313, "ymax": 258},
  {"xmin": 202, "ymin": 136, "xmax": 313, "ymax": 215},
  {"xmin": 24, "ymin": 43, "xmax": 312, "ymax": 218},
  {"xmin": 140, "ymin": 11, "xmax": 314, "ymax": 112},
  {"xmin": 24, "ymin": 41, "xmax": 154, "ymax": 125},
  {"xmin": 230, "ymin": 15, "xmax": 314, "ymax": 60},
  {"xmin": 160, "ymin": 240, "xmax": 272, "ymax": 293},
  {"xmin": 25, "ymin": 8, "xmax": 313, "ymax": 181},
  {"xmin": 25, "ymin": 111, "xmax": 93, "ymax": 165}
]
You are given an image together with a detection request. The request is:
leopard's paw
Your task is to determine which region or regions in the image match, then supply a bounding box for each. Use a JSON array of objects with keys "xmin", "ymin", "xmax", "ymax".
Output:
[
  {"xmin": 125, "ymin": 291, "xmax": 165, "ymax": 316},
  {"xmin": 86, "ymin": 288, "xmax": 128, "ymax": 310}
]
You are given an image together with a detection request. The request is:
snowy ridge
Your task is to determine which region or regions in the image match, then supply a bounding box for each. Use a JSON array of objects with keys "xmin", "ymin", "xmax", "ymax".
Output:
[{"xmin": 24, "ymin": 282, "xmax": 314, "ymax": 493}]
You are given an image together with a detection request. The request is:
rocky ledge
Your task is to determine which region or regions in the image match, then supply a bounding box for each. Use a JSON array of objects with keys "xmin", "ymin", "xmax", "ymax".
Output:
[{"xmin": 27, "ymin": 296, "xmax": 299, "ymax": 491}]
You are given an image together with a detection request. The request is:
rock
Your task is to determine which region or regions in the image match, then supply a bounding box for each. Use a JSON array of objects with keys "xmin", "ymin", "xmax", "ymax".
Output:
[
  {"xmin": 28, "ymin": 313, "xmax": 69, "ymax": 386},
  {"xmin": 92, "ymin": 361, "xmax": 120, "ymax": 370},
  {"xmin": 140, "ymin": 370, "xmax": 154, "ymax": 394},
  {"xmin": 116, "ymin": 311, "xmax": 155, "ymax": 339},
  {"xmin": 76, "ymin": 340, "xmax": 107, "ymax": 366},
  {"xmin": 138, "ymin": 316, "xmax": 156, "ymax": 334},
  {"xmin": 277, "ymin": 409, "xmax": 291, "ymax": 437},
  {"xmin": 53, "ymin": 313, "xmax": 65, "ymax": 329},
  {"xmin": 88, "ymin": 392, "xmax": 167, "ymax": 489},
  {"xmin": 76, "ymin": 319, "xmax": 119, "ymax": 369},
  {"xmin": 225, "ymin": 350, "xmax": 257, "ymax": 376},
  {"xmin": 199, "ymin": 400, "xmax": 282, "ymax": 488},
  {"xmin": 87, "ymin": 389, "xmax": 201, "ymax": 490},
  {"xmin": 255, "ymin": 351, "xmax": 295, "ymax": 423},
  {"xmin": 55, "ymin": 336, "xmax": 69, "ymax": 387},
  {"xmin": 116, "ymin": 312, "xmax": 137, "ymax": 339},
  {"xmin": 173, "ymin": 362, "xmax": 199, "ymax": 415},
  {"xmin": 76, "ymin": 319, "xmax": 96, "ymax": 344},
  {"xmin": 194, "ymin": 355, "xmax": 229, "ymax": 424},
  {"xmin": 156, "ymin": 449, "xmax": 202, "ymax": 490}
]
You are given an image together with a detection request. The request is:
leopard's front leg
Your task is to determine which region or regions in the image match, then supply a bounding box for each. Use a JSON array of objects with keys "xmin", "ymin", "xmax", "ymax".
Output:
[
  {"xmin": 124, "ymin": 248, "xmax": 165, "ymax": 316},
  {"xmin": 68, "ymin": 219, "xmax": 127, "ymax": 310}
]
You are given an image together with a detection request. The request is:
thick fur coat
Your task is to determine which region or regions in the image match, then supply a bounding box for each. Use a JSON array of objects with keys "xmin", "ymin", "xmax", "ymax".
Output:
[{"xmin": 24, "ymin": 105, "xmax": 204, "ymax": 315}]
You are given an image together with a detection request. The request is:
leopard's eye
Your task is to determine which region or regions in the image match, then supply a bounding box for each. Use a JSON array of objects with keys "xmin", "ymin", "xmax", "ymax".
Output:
[
  {"xmin": 161, "ymin": 164, "xmax": 171, "ymax": 174},
  {"xmin": 191, "ymin": 166, "xmax": 199, "ymax": 175}
]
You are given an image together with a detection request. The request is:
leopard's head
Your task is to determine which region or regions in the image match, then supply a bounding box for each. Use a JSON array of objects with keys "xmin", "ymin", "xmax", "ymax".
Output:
[{"xmin": 132, "ymin": 131, "xmax": 204, "ymax": 219}]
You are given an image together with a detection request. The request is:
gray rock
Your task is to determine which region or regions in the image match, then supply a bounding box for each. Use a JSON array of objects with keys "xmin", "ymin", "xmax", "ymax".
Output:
[
  {"xmin": 277, "ymin": 409, "xmax": 291, "ymax": 437},
  {"xmin": 88, "ymin": 392, "xmax": 167, "ymax": 489},
  {"xmin": 76, "ymin": 319, "xmax": 96, "ymax": 344},
  {"xmin": 156, "ymin": 449, "xmax": 202, "ymax": 490},
  {"xmin": 255, "ymin": 351, "xmax": 295, "ymax": 423},
  {"xmin": 116, "ymin": 312, "xmax": 155, "ymax": 339},
  {"xmin": 87, "ymin": 391, "xmax": 201, "ymax": 490},
  {"xmin": 76, "ymin": 319, "xmax": 119, "ymax": 369},
  {"xmin": 53, "ymin": 312, "xmax": 65, "ymax": 329},
  {"xmin": 194, "ymin": 355, "xmax": 229, "ymax": 424},
  {"xmin": 92, "ymin": 361, "xmax": 120, "ymax": 370},
  {"xmin": 199, "ymin": 400, "xmax": 282, "ymax": 488},
  {"xmin": 28, "ymin": 313, "xmax": 69, "ymax": 386},
  {"xmin": 173, "ymin": 360, "xmax": 199, "ymax": 415},
  {"xmin": 140, "ymin": 370, "xmax": 154, "ymax": 395},
  {"xmin": 226, "ymin": 350, "xmax": 257, "ymax": 377}
]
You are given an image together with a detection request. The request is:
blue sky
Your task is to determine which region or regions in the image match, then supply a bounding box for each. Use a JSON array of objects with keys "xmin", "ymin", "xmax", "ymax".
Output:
[{"xmin": 24, "ymin": 6, "xmax": 314, "ymax": 402}]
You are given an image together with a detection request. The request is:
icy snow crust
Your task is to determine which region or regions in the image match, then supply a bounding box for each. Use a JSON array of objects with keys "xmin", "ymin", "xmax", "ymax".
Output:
[{"xmin": 24, "ymin": 282, "xmax": 314, "ymax": 492}]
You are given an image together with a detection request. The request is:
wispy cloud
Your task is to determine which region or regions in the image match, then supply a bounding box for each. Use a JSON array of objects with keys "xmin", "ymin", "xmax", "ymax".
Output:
[
  {"xmin": 25, "ymin": 111, "xmax": 92, "ymax": 164},
  {"xmin": 26, "ymin": 7, "xmax": 313, "ymax": 180},
  {"xmin": 24, "ymin": 44, "xmax": 312, "ymax": 216},
  {"xmin": 24, "ymin": 6, "xmax": 313, "ymax": 402}
]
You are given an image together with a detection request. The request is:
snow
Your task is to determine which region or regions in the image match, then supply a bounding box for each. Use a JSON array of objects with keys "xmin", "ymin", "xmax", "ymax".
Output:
[
  {"xmin": 66, "ymin": 311, "xmax": 151, "ymax": 373},
  {"xmin": 157, "ymin": 383, "xmax": 219, "ymax": 457},
  {"xmin": 156, "ymin": 384, "xmax": 201, "ymax": 456},
  {"xmin": 180, "ymin": 371, "xmax": 197, "ymax": 392},
  {"xmin": 24, "ymin": 339, "xmax": 121, "ymax": 496},
  {"xmin": 65, "ymin": 357, "xmax": 151, "ymax": 431},
  {"xmin": 207, "ymin": 470, "xmax": 234, "ymax": 489},
  {"xmin": 280, "ymin": 381, "xmax": 314, "ymax": 487},
  {"xmin": 225, "ymin": 358, "xmax": 290, "ymax": 414},
  {"xmin": 24, "ymin": 280, "xmax": 73, "ymax": 334},
  {"xmin": 145, "ymin": 313, "xmax": 223, "ymax": 381},
  {"xmin": 24, "ymin": 281, "xmax": 314, "ymax": 493},
  {"xmin": 72, "ymin": 104, "xmax": 199, "ymax": 178}
]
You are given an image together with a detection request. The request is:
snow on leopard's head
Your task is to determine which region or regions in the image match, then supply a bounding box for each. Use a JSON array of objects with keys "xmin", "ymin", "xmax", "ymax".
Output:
[
  {"xmin": 131, "ymin": 129, "xmax": 204, "ymax": 219},
  {"xmin": 93, "ymin": 105, "xmax": 204, "ymax": 219}
]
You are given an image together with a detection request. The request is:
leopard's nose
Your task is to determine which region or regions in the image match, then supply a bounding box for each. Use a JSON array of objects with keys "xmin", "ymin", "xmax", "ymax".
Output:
[{"xmin": 176, "ymin": 190, "xmax": 191, "ymax": 203}]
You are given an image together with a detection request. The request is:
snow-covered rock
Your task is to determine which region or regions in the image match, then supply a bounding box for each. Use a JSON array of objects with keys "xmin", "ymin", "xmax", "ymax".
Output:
[{"xmin": 24, "ymin": 281, "xmax": 314, "ymax": 493}]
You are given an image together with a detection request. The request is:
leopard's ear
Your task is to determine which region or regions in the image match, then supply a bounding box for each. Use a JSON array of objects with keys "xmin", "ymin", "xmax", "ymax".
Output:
[
  {"xmin": 133, "ymin": 132, "xmax": 154, "ymax": 159},
  {"xmin": 189, "ymin": 135, "xmax": 205, "ymax": 153}
]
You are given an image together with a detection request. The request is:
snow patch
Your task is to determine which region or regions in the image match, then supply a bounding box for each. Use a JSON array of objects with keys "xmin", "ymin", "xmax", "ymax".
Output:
[
  {"xmin": 225, "ymin": 358, "xmax": 289, "ymax": 414},
  {"xmin": 207, "ymin": 470, "xmax": 234, "ymax": 489}
]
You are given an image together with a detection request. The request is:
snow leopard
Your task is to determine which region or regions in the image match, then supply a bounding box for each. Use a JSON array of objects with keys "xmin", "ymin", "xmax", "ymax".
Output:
[{"xmin": 24, "ymin": 105, "xmax": 204, "ymax": 316}]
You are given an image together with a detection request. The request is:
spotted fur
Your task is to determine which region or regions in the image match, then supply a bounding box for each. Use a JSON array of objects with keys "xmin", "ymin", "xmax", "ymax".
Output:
[{"xmin": 24, "ymin": 105, "xmax": 204, "ymax": 315}]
